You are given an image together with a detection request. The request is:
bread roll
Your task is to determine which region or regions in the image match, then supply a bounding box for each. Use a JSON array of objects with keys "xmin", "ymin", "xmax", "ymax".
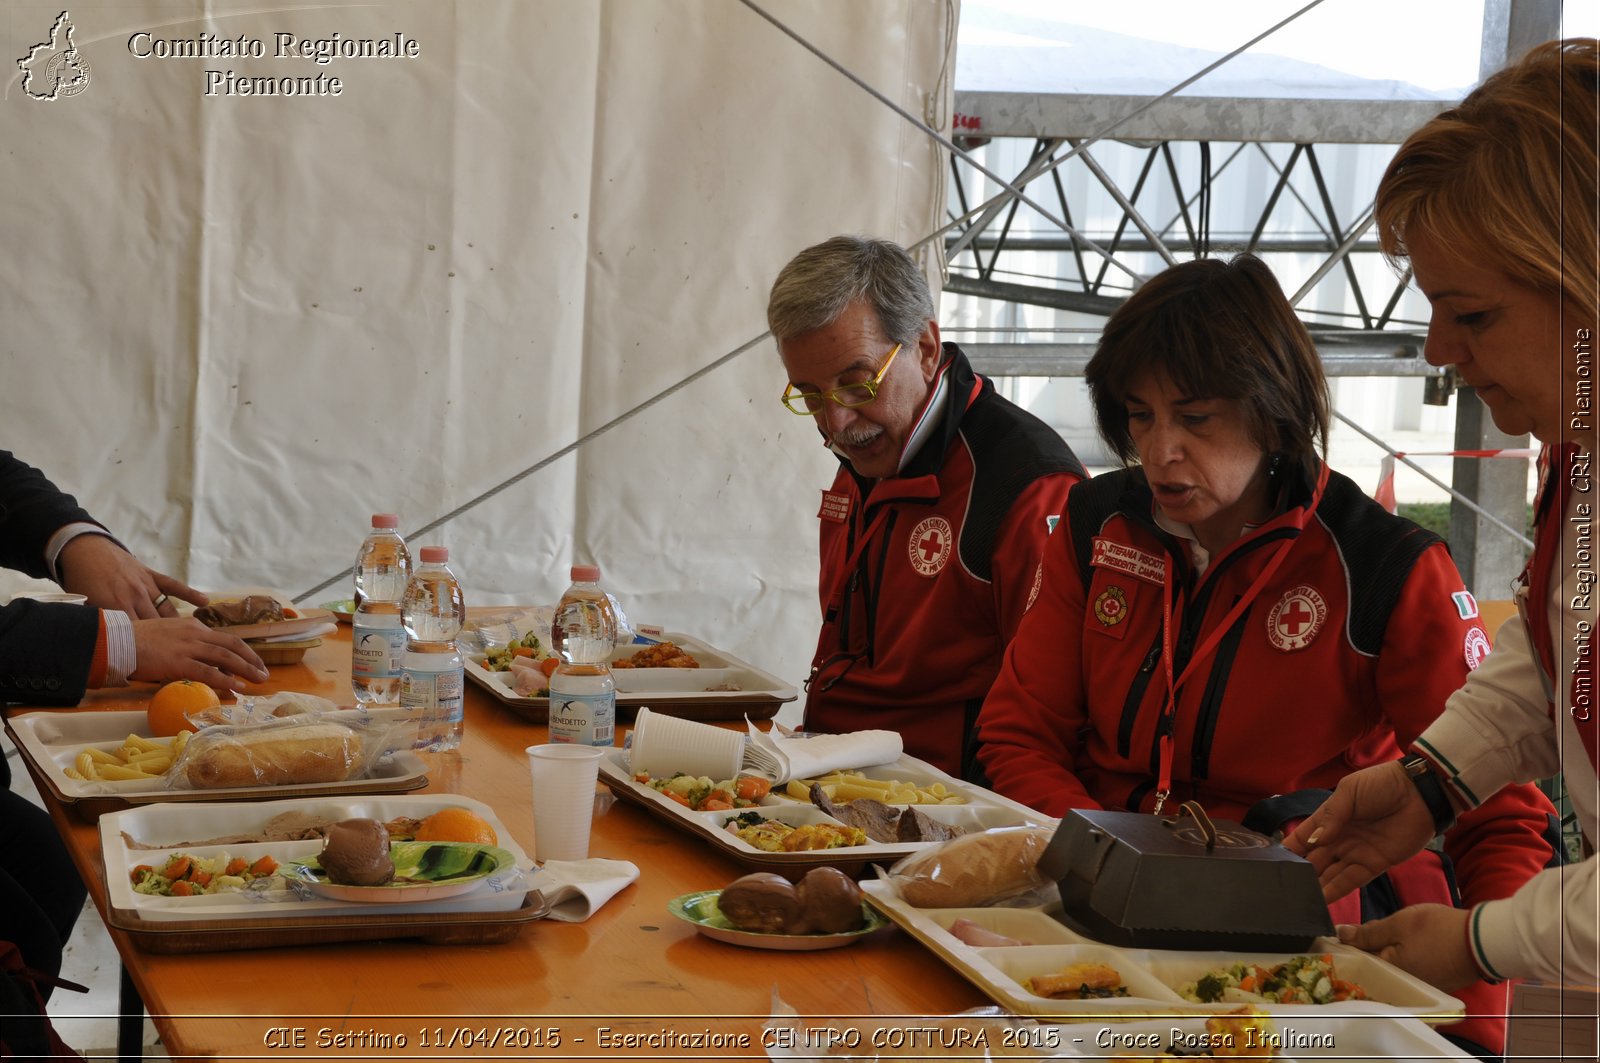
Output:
[
  {"xmin": 892, "ymin": 826, "xmax": 1053, "ymax": 908},
  {"xmin": 183, "ymin": 722, "xmax": 362, "ymax": 789}
]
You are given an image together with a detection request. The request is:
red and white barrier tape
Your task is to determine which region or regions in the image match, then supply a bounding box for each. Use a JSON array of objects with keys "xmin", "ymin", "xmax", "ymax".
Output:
[{"xmin": 1375, "ymin": 449, "xmax": 1537, "ymax": 513}]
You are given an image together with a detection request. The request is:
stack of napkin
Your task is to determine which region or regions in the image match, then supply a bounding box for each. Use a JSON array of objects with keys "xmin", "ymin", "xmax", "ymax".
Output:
[
  {"xmin": 528, "ymin": 858, "xmax": 640, "ymax": 922},
  {"xmin": 741, "ymin": 718, "xmax": 903, "ymax": 785}
]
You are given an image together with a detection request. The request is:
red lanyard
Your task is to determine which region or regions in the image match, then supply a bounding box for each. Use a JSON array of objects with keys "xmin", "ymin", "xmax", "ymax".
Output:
[
  {"xmin": 822, "ymin": 507, "xmax": 892, "ymax": 625},
  {"xmin": 1151, "ymin": 530, "xmax": 1296, "ymax": 814}
]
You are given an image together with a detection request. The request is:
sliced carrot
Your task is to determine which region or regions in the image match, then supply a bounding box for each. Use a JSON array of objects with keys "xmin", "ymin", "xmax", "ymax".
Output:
[
  {"xmin": 1239, "ymin": 976, "xmax": 1256, "ymax": 992},
  {"xmin": 663, "ymin": 791, "xmax": 692, "ymax": 807},
  {"xmin": 540, "ymin": 657, "xmax": 561, "ymax": 678},
  {"xmin": 701, "ymin": 798, "xmax": 734, "ymax": 811},
  {"xmin": 170, "ymin": 880, "xmax": 195, "ymax": 897},
  {"xmin": 162, "ymin": 856, "xmax": 193, "ymax": 879},
  {"xmin": 189, "ymin": 869, "xmax": 212, "ymax": 887},
  {"xmin": 735, "ymin": 776, "xmax": 772, "ymax": 801},
  {"xmin": 224, "ymin": 857, "xmax": 248, "ymax": 876},
  {"xmin": 511, "ymin": 645, "xmax": 535, "ymax": 658},
  {"xmin": 249, "ymin": 855, "xmax": 279, "ymax": 876},
  {"xmin": 130, "ymin": 864, "xmax": 154, "ymax": 883}
]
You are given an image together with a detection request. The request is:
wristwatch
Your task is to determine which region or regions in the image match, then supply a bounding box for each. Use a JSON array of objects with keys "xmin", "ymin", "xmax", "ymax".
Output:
[{"xmin": 1400, "ymin": 753, "xmax": 1458, "ymax": 835}]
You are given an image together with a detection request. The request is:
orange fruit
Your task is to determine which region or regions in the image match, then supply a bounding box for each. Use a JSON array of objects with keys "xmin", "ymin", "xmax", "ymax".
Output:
[
  {"xmin": 414, "ymin": 808, "xmax": 498, "ymax": 845},
  {"xmin": 147, "ymin": 680, "xmax": 220, "ymax": 737}
]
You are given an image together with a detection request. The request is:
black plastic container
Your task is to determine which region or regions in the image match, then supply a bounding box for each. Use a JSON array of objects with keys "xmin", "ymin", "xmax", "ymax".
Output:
[{"xmin": 1037, "ymin": 806, "xmax": 1334, "ymax": 952}]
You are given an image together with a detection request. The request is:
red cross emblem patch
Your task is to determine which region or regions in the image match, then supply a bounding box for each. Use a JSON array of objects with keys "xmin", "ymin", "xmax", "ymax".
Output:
[
  {"xmin": 1464, "ymin": 627, "xmax": 1491, "ymax": 670},
  {"xmin": 1094, "ymin": 586, "xmax": 1128, "ymax": 626},
  {"xmin": 907, "ymin": 516, "xmax": 954, "ymax": 577},
  {"xmin": 1266, "ymin": 585, "xmax": 1327, "ymax": 652}
]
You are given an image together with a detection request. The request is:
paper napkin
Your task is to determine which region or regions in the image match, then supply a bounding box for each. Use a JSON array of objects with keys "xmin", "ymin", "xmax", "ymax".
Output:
[
  {"xmin": 741, "ymin": 719, "xmax": 903, "ymax": 784},
  {"xmin": 529, "ymin": 858, "xmax": 640, "ymax": 922}
]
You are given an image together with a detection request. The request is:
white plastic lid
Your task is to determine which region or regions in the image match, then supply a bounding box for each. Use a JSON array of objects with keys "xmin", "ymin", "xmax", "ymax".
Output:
[
  {"xmin": 570, "ymin": 564, "xmax": 600, "ymax": 582},
  {"xmin": 419, "ymin": 546, "xmax": 449, "ymax": 563},
  {"xmin": 371, "ymin": 513, "xmax": 399, "ymax": 528}
]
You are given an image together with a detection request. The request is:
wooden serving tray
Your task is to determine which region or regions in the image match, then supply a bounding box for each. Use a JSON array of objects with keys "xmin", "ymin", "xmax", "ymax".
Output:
[{"xmin": 107, "ymin": 890, "xmax": 551, "ymax": 953}]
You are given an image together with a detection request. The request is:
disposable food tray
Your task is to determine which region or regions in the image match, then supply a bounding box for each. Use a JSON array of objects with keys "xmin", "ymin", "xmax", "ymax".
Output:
[
  {"xmin": 860, "ymin": 880, "xmax": 1465, "ymax": 1027},
  {"xmin": 466, "ymin": 631, "xmax": 796, "ymax": 722},
  {"xmin": 5, "ymin": 709, "xmax": 428, "ymax": 821},
  {"xmin": 100, "ymin": 794, "xmax": 544, "ymax": 951},
  {"xmin": 600, "ymin": 750, "xmax": 1053, "ymax": 879}
]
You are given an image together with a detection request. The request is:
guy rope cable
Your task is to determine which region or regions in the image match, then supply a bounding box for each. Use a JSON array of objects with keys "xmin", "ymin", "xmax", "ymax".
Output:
[{"xmin": 293, "ymin": 0, "xmax": 1360, "ymax": 603}]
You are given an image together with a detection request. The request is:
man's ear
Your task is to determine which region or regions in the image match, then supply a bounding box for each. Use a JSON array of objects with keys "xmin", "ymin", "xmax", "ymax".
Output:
[{"xmin": 917, "ymin": 321, "xmax": 942, "ymax": 383}]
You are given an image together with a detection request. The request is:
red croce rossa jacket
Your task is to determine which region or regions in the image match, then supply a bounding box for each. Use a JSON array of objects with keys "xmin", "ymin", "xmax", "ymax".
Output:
[
  {"xmin": 978, "ymin": 462, "xmax": 1556, "ymax": 1055},
  {"xmin": 803, "ymin": 343, "xmax": 1085, "ymax": 781}
]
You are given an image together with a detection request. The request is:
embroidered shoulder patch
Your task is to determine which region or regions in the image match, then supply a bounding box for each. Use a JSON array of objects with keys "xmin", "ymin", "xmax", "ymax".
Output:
[
  {"xmin": 1464, "ymin": 627, "xmax": 1491, "ymax": 670},
  {"xmin": 1090, "ymin": 538, "xmax": 1165, "ymax": 587},
  {"xmin": 1452, "ymin": 591, "xmax": 1479, "ymax": 620}
]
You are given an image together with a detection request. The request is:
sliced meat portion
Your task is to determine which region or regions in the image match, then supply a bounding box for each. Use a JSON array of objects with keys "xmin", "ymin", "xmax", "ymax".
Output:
[
  {"xmin": 810, "ymin": 783, "xmax": 966, "ymax": 843},
  {"xmin": 897, "ymin": 806, "xmax": 961, "ymax": 843},
  {"xmin": 194, "ymin": 595, "xmax": 285, "ymax": 628},
  {"xmin": 809, "ymin": 784, "xmax": 900, "ymax": 842}
]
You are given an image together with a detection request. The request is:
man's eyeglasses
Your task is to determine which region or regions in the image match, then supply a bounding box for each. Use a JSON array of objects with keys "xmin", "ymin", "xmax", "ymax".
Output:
[{"xmin": 781, "ymin": 343, "xmax": 902, "ymax": 416}]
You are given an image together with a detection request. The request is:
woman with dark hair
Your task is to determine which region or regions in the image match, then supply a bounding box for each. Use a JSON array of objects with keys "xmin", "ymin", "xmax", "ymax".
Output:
[
  {"xmin": 977, "ymin": 252, "xmax": 1556, "ymax": 1057},
  {"xmin": 1288, "ymin": 37, "xmax": 1599, "ymax": 993}
]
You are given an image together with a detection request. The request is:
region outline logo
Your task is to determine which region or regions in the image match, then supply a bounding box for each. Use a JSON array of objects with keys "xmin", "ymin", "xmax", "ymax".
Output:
[{"xmin": 18, "ymin": 10, "xmax": 91, "ymax": 100}]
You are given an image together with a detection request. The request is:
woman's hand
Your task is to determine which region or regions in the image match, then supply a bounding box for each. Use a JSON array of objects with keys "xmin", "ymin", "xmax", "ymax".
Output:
[
  {"xmin": 1335, "ymin": 905, "xmax": 1480, "ymax": 992},
  {"xmin": 1282, "ymin": 760, "xmax": 1437, "ymax": 901}
]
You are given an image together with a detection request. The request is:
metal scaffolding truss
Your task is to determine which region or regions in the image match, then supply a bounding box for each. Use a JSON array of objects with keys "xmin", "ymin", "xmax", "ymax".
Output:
[{"xmin": 943, "ymin": 129, "xmax": 1436, "ymax": 380}]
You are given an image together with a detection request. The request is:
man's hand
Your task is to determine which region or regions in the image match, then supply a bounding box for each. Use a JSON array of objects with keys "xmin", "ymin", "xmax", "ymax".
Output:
[
  {"xmin": 1335, "ymin": 905, "xmax": 1479, "ymax": 992},
  {"xmin": 130, "ymin": 618, "xmax": 269, "ymax": 691},
  {"xmin": 57, "ymin": 534, "xmax": 209, "ymax": 619},
  {"xmin": 1282, "ymin": 760, "xmax": 1437, "ymax": 902}
]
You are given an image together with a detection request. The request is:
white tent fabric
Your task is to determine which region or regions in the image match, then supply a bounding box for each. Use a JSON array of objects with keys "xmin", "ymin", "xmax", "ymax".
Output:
[{"xmin": 0, "ymin": 0, "xmax": 957, "ymax": 719}]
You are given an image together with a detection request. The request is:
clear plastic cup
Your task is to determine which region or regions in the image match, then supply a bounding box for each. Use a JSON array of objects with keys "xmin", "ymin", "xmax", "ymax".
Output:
[{"xmin": 526, "ymin": 743, "xmax": 607, "ymax": 862}]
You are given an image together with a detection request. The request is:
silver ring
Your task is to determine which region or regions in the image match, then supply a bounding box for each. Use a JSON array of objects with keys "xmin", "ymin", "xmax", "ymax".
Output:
[{"xmin": 152, "ymin": 594, "xmax": 169, "ymax": 610}]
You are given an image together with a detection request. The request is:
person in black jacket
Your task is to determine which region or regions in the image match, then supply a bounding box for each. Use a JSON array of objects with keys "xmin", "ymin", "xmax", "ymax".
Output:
[{"xmin": 0, "ymin": 448, "xmax": 266, "ymax": 995}]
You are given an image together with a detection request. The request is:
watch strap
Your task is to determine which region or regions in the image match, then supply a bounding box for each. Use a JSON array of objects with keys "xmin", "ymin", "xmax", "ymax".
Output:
[{"xmin": 1401, "ymin": 753, "xmax": 1458, "ymax": 835}]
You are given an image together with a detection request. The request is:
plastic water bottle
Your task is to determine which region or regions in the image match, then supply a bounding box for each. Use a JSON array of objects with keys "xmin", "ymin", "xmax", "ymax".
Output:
[
  {"xmin": 400, "ymin": 546, "xmax": 466, "ymax": 750},
  {"xmin": 351, "ymin": 514, "xmax": 411, "ymax": 706},
  {"xmin": 550, "ymin": 564, "xmax": 618, "ymax": 652},
  {"xmin": 548, "ymin": 581, "xmax": 616, "ymax": 747}
]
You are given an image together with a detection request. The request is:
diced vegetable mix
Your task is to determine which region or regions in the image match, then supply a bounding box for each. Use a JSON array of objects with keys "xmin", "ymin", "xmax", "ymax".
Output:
[
  {"xmin": 634, "ymin": 771, "xmax": 771, "ymax": 811},
  {"xmin": 1179, "ymin": 954, "xmax": 1368, "ymax": 1006},
  {"xmin": 130, "ymin": 852, "xmax": 282, "ymax": 897},
  {"xmin": 482, "ymin": 632, "xmax": 549, "ymax": 672}
]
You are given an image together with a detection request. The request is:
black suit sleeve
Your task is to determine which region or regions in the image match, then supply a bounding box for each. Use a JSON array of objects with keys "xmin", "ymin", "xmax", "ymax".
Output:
[
  {"xmin": 0, "ymin": 600, "xmax": 97, "ymax": 707},
  {"xmin": 0, "ymin": 450, "xmax": 101, "ymax": 579}
]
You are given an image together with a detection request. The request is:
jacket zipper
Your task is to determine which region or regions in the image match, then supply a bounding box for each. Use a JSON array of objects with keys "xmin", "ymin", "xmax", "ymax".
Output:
[
  {"xmin": 1190, "ymin": 600, "xmax": 1252, "ymax": 779},
  {"xmin": 1117, "ymin": 630, "xmax": 1164, "ymax": 759}
]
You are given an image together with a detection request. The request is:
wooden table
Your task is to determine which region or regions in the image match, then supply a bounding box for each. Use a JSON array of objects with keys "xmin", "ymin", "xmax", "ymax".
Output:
[{"xmin": 12, "ymin": 627, "xmax": 989, "ymax": 1062}]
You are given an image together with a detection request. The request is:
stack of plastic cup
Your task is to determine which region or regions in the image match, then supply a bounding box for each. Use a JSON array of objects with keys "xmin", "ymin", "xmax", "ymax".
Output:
[
  {"xmin": 627, "ymin": 706, "xmax": 745, "ymax": 781},
  {"xmin": 526, "ymin": 743, "xmax": 607, "ymax": 862}
]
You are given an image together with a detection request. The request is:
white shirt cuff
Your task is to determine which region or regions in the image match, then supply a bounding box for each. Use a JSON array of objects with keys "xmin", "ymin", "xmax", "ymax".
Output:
[
  {"xmin": 103, "ymin": 609, "xmax": 136, "ymax": 686},
  {"xmin": 44, "ymin": 523, "xmax": 114, "ymax": 582}
]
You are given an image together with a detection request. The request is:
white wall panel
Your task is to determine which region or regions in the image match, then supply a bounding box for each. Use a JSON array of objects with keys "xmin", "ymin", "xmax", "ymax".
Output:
[{"xmin": 0, "ymin": 0, "xmax": 956, "ymax": 716}]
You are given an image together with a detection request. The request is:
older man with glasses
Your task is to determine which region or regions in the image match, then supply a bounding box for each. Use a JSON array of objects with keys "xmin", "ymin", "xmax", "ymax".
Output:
[{"xmin": 768, "ymin": 235, "xmax": 1086, "ymax": 781}]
